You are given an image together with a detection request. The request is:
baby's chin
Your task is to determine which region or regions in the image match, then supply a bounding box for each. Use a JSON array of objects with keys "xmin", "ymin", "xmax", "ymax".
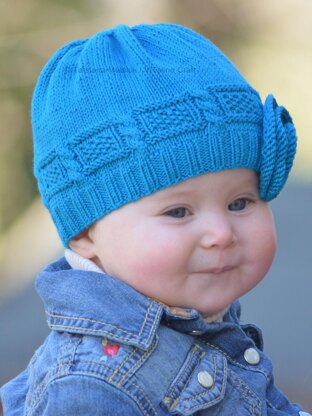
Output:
[{"xmin": 201, "ymin": 306, "xmax": 230, "ymax": 323}]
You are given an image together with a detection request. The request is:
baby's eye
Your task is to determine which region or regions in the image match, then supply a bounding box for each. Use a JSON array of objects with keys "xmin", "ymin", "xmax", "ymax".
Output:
[
  {"xmin": 164, "ymin": 207, "xmax": 189, "ymax": 218},
  {"xmin": 228, "ymin": 198, "xmax": 250, "ymax": 211}
]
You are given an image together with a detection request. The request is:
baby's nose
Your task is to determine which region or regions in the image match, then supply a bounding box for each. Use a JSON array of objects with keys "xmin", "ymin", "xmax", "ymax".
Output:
[{"xmin": 199, "ymin": 214, "xmax": 236, "ymax": 249}]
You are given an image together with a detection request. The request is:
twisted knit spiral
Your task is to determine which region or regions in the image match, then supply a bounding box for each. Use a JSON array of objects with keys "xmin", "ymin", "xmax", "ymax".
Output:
[{"xmin": 32, "ymin": 23, "xmax": 297, "ymax": 246}]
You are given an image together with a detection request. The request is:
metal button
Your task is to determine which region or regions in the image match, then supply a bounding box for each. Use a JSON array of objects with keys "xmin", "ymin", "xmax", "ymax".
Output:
[
  {"xmin": 190, "ymin": 330, "xmax": 204, "ymax": 336},
  {"xmin": 299, "ymin": 412, "xmax": 312, "ymax": 416},
  {"xmin": 244, "ymin": 348, "xmax": 260, "ymax": 365},
  {"xmin": 197, "ymin": 371, "xmax": 214, "ymax": 388}
]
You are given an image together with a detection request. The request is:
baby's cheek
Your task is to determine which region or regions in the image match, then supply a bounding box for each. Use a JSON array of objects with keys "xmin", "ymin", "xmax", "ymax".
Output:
[
  {"xmin": 262, "ymin": 231, "xmax": 276, "ymax": 272},
  {"xmin": 128, "ymin": 235, "xmax": 184, "ymax": 278},
  {"xmin": 252, "ymin": 217, "xmax": 277, "ymax": 276}
]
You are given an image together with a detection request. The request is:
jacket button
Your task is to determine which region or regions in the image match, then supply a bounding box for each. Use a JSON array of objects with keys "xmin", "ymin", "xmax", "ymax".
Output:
[
  {"xmin": 197, "ymin": 371, "xmax": 214, "ymax": 388},
  {"xmin": 190, "ymin": 330, "xmax": 204, "ymax": 336},
  {"xmin": 244, "ymin": 347, "xmax": 260, "ymax": 365}
]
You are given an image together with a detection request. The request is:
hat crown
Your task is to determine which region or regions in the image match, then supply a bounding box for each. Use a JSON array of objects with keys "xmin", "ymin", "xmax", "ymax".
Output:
[{"xmin": 32, "ymin": 23, "xmax": 248, "ymax": 156}]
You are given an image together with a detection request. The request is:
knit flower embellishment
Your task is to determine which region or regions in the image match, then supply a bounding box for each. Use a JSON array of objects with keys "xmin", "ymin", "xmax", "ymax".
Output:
[
  {"xmin": 100, "ymin": 338, "xmax": 120, "ymax": 361},
  {"xmin": 260, "ymin": 94, "xmax": 297, "ymax": 201}
]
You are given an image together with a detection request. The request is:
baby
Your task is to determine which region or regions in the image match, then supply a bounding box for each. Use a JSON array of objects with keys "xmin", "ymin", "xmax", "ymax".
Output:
[{"xmin": 1, "ymin": 23, "xmax": 309, "ymax": 415}]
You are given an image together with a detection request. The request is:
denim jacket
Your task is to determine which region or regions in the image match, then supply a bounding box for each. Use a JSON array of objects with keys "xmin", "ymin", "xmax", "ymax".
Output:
[{"xmin": 1, "ymin": 257, "xmax": 309, "ymax": 416}]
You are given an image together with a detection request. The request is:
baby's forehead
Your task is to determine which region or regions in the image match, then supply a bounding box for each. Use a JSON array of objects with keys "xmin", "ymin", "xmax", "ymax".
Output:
[{"xmin": 140, "ymin": 168, "xmax": 259, "ymax": 203}]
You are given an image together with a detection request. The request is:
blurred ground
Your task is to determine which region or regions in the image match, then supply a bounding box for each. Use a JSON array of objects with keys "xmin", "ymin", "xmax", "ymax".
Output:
[{"xmin": 1, "ymin": 181, "xmax": 311, "ymax": 411}]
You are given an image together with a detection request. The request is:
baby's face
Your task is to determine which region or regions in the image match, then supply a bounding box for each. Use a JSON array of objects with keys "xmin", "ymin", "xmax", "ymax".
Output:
[{"xmin": 86, "ymin": 168, "xmax": 276, "ymax": 318}]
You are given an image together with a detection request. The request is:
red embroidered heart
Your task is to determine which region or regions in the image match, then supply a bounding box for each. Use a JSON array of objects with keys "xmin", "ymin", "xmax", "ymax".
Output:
[{"xmin": 103, "ymin": 344, "xmax": 119, "ymax": 357}]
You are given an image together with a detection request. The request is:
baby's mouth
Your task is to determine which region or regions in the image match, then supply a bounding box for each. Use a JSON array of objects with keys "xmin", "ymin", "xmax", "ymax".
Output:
[{"xmin": 196, "ymin": 265, "xmax": 236, "ymax": 275}]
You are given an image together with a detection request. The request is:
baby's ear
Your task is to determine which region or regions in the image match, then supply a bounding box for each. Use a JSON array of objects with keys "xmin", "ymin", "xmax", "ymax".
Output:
[{"xmin": 69, "ymin": 228, "xmax": 96, "ymax": 259}]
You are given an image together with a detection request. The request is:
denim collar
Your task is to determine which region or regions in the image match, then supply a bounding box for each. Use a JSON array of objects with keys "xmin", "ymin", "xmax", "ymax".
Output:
[{"xmin": 36, "ymin": 257, "xmax": 241, "ymax": 351}]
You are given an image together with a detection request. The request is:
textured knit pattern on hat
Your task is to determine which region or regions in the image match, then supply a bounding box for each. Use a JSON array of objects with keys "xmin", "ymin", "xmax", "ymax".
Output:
[{"xmin": 32, "ymin": 23, "xmax": 297, "ymax": 246}]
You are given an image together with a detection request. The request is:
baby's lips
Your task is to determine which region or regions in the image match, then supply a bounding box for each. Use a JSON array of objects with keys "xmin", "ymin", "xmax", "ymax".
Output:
[{"xmin": 195, "ymin": 265, "xmax": 235, "ymax": 274}]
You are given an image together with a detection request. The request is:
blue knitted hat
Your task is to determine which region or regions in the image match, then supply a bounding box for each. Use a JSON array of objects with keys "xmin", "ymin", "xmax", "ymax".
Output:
[{"xmin": 32, "ymin": 23, "xmax": 297, "ymax": 247}]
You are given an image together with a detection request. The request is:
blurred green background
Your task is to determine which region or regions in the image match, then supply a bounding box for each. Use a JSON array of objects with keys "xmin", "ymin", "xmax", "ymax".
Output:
[{"xmin": 0, "ymin": 0, "xmax": 311, "ymax": 413}]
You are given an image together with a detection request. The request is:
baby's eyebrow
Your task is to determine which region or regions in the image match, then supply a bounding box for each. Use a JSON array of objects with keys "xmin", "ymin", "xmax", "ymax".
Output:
[
  {"xmin": 153, "ymin": 188, "xmax": 195, "ymax": 201},
  {"xmin": 240, "ymin": 177, "xmax": 259, "ymax": 189}
]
